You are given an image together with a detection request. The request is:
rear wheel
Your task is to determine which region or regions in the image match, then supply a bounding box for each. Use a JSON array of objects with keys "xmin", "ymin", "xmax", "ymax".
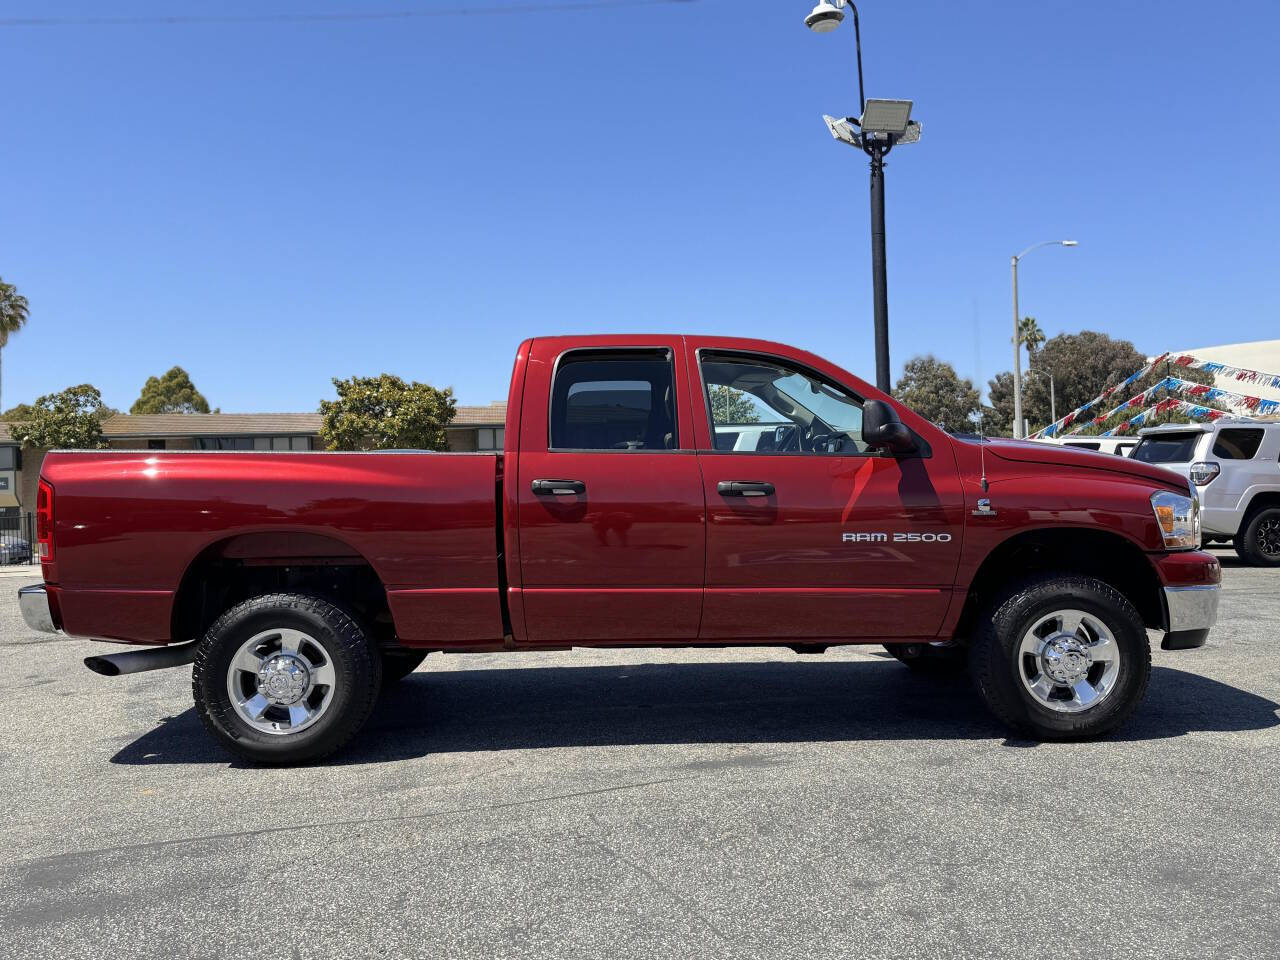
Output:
[
  {"xmin": 1235, "ymin": 507, "xmax": 1280, "ymax": 566},
  {"xmin": 884, "ymin": 641, "xmax": 966, "ymax": 673},
  {"xmin": 969, "ymin": 574, "xmax": 1150, "ymax": 740},
  {"xmin": 193, "ymin": 593, "xmax": 381, "ymax": 764}
]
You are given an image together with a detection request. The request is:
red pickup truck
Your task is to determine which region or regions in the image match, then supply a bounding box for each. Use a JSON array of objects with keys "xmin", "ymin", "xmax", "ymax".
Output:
[{"xmin": 20, "ymin": 335, "xmax": 1220, "ymax": 763}]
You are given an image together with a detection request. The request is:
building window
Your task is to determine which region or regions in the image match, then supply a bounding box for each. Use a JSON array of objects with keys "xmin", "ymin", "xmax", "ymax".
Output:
[
  {"xmin": 147, "ymin": 439, "xmax": 166, "ymax": 450},
  {"xmin": 195, "ymin": 437, "xmax": 254, "ymax": 450},
  {"xmin": 199, "ymin": 436, "xmax": 314, "ymax": 451},
  {"xmin": 477, "ymin": 428, "xmax": 505, "ymax": 450},
  {"xmin": 0, "ymin": 446, "xmax": 20, "ymax": 471}
]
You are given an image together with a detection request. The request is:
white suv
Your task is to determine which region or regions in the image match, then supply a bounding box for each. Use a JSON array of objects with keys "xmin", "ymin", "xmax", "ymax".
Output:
[{"xmin": 1132, "ymin": 420, "xmax": 1280, "ymax": 565}]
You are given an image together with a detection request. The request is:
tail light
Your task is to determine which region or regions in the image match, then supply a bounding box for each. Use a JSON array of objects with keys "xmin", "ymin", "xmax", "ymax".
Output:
[
  {"xmin": 36, "ymin": 479, "xmax": 54, "ymax": 561},
  {"xmin": 1189, "ymin": 461, "xmax": 1220, "ymax": 486}
]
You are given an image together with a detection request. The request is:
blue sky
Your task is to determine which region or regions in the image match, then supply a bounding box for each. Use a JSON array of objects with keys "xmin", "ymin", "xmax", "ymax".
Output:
[{"xmin": 4, "ymin": 0, "xmax": 1278, "ymax": 412}]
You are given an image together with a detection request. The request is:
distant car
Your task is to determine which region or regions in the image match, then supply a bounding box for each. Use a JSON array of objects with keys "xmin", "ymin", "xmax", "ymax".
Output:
[
  {"xmin": 0, "ymin": 538, "xmax": 32, "ymax": 565},
  {"xmin": 1035, "ymin": 436, "xmax": 1138, "ymax": 457},
  {"xmin": 1060, "ymin": 437, "xmax": 1138, "ymax": 457},
  {"xmin": 1132, "ymin": 420, "xmax": 1280, "ymax": 565}
]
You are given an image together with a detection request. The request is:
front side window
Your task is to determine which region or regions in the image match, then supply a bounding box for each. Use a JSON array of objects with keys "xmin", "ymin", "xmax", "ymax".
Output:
[
  {"xmin": 550, "ymin": 350, "xmax": 676, "ymax": 451},
  {"xmin": 1212, "ymin": 428, "xmax": 1264, "ymax": 460},
  {"xmin": 700, "ymin": 353, "xmax": 865, "ymax": 455}
]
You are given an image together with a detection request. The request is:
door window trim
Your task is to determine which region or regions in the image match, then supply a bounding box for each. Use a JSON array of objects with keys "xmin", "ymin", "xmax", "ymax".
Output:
[{"xmin": 546, "ymin": 346, "xmax": 688, "ymax": 454}]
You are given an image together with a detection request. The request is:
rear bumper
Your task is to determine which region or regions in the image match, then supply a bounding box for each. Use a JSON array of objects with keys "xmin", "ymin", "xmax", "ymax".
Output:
[
  {"xmin": 19, "ymin": 584, "xmax": 58, "ymax": 634},
  {"xmin": 1162, "ymin": 584, "xmax": 1219, "ymax": 650}
]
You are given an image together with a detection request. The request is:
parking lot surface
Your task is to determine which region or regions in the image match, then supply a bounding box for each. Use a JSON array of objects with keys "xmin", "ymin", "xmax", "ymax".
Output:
[{"xmin": 1, "ymin": 551, "xmax": 1277, "ymax": 960}]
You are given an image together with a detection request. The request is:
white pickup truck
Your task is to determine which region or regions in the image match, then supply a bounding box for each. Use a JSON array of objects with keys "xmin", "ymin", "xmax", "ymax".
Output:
[{"xmin": 1132, "ymin": 420, "xmax": 1280, "ymax": 565}]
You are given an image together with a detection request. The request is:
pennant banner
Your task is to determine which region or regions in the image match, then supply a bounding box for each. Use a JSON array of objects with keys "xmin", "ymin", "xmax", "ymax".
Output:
[
  {"xmin": 1031, "ymin": 354, "xmax": 1168, "ymax": 439},
  {"xmin": 1100, "ymin": 399, "xmax": 1229, "ymax": 437},
  {"xmin": 1063, "ymin": 376, "xmax": 1280, "ymax": 434},
  {"xmin": 1169, "ymin": 355, "xmax": 1280, "ymax": 391},
  {"xmin": 1030, "ymin": 352, "xmax": 1280, "ymax": 439}
]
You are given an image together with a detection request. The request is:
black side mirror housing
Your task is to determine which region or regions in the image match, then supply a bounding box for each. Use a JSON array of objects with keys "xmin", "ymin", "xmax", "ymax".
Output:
[{"xmin": 862, "ymin": 399, "xmax": 916, "ymax": 454}]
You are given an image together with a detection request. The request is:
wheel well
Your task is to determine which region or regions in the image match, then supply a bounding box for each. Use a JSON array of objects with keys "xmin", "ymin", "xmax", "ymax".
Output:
[
  {"xmin": 170, "ymin": 533, "xmax": 394, "ymax": 648},
  {"xmin": 952, "ymin": 528, "xmax": 1164, "ymax": 642},
  {"xmin": 1242, "ymin": 491, "xmax": 1280, "ymax": 525}
]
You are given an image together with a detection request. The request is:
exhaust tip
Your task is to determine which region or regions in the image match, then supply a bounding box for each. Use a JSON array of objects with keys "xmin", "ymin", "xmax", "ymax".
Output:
[{"xmin": 83, "ymin": 656, "xmax": 121, "ymax": 677}]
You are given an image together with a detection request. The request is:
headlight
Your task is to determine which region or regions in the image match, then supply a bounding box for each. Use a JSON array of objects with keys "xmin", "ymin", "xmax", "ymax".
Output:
[{"xmin": 1151, "ymin": 490, "xmax": 1199, "ymax": 550}]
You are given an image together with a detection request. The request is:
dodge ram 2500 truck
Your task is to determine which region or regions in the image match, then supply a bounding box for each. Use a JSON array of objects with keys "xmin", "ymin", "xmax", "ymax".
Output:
[{"xmin": 19, "ymin": 335, "xmax": 1221, "ymax": 763}]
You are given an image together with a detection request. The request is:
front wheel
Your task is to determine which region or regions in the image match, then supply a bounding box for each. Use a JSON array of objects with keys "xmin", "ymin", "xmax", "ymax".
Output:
[
  {"xmin": 193, "ymin": 593, "xmax": 382, "ymax": 764},
  {"xmin": 969, "ymin": 575, "xmax": 1151, "ymax": 740}
]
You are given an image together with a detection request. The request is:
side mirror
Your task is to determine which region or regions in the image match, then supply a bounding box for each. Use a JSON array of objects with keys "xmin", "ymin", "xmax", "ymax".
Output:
[{"xmin": 862, "ymin": 399, "xmax": 915, "ymax": 454}]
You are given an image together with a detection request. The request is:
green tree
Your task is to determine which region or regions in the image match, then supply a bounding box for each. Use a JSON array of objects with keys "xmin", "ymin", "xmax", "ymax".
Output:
[
  {"xmin": 0, "ymin": 277, "xmax": 31, "ymax": 414},
  {"xmin": 320, "ymin": 374, "xmax": 456, "ymax": 451},
  {"xmin": 12, "ymin": 384, "xmax": 109, "ymax": 449},
  {"xmin": 980, "ymin": 370, "xmax": 1016, "ymax": 436},
  {"xmin": 1020, "ymin": 331, "xmax": 1146, "ymax": 431},
  {"xmin": 1017, "ymin": 316, "xmax": 1046, "ymax": 360},
  {"xmin": 131, "ymin": 366, "xmax": 213, "ymax": 414},
  {"xmin": 1, "ymin": 402, "xmax": 35, "ymax": 422},
  {"xmin": 707, "ymin": 385, "xmax": 760, "ymax": 424},
  {"xmin": 893, "ymin": 355, "xmax": 981, "ymax": 434}
]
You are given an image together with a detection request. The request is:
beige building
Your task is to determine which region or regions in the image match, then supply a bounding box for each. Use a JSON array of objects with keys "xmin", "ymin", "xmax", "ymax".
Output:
[{"xmin": 0, "ymin": 403, "xmax": 508, "ymax": 518}]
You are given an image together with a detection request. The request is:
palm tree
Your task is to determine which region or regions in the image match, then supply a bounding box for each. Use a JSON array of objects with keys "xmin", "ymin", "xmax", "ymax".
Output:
[
  {"xmin": 0, "ymin": 277, "xmax": 30, "ymax": 415},
  {"xmin": 1017, "ymin": 315, "xmax": 1046, "ymax": 360}
]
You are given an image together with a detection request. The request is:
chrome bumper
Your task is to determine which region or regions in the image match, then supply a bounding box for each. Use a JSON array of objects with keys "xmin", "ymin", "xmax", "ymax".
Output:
[
  {"xmin": 1162, "ymin": 584, "xmax": 1219, "ymax": 650},
  {"xmin": 18, "ymin": 584, "xmax": 58, "ymax": 634}
]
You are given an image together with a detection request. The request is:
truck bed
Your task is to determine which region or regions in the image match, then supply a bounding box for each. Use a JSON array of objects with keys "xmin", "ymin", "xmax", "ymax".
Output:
[{"xmin": 39, "ymin": 450, "xmax": 505, "ymax": 646}]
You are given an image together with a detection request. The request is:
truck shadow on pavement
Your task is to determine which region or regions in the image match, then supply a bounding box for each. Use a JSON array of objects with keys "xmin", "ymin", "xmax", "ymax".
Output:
[{"xmin": 110, "ymin": 659, "xmax": 1280, "ymax": 766}]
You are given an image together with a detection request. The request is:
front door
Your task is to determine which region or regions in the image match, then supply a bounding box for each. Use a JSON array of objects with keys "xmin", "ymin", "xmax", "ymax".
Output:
[
  {"xmin": 690, "ymin": 345, "xmax": 965, "ymax": 642},
  {"xmin": 515, "ymin": 338, "xmax": 706, "ymax": 644}
]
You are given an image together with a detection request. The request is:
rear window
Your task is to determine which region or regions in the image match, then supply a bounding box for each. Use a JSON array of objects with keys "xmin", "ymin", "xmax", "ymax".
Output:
[
  {"xmin": 1212, "ymin": 428, "xmax": 1264, "ymax": 460},
  {"xmin": 1132, "ymin": 432, "xmax": 1202, "ymax": 463},
  {"xmin": 1063, "ymin": 441, "xmax": 1101, "ymax": 450},
  {"xmin": 549, "ymin": 350, "xmax": 676, "ymax": 451}
]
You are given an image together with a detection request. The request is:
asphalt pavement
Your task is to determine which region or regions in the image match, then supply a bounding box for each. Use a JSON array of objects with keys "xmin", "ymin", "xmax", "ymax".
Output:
[{"xmin": 1, "ymin": 550, "xmax": 1276, "ymax": 960}]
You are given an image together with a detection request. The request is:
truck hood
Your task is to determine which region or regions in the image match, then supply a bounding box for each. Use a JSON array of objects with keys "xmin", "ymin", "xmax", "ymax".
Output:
[{"xmin": 977, "ymin": 438, "xmax": 1189, "ymax": 490}]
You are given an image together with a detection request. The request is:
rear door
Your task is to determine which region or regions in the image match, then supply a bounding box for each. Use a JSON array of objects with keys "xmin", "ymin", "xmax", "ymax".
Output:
[
  {"xmin": 688, "ymin": 343, "xmax": 965, "ymax": 641},
  {"xmin": 514, "ymin": 337, "xmax": 706, "ymax": 644}
]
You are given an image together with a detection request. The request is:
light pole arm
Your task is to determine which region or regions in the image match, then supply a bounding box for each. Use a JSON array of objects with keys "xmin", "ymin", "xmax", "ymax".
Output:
[{"xmin": 831, "ymin": 1, "xmax": 865, "ymax": 117}]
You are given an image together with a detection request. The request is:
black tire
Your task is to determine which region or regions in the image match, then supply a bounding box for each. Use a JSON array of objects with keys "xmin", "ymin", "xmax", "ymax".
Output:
[
  {"xmin": 381, "ymin": 649, "xmax": 429, "ymax": 687},
  {"xmin": 193, "ymin": 593, "xmax": 382, "ymax": 764},
  {"xmin": 1235, "ymin": 507, "xmax": 1280, "ymax": 567},
  {"xmin": 969, "ymin": 574, "xmax": 1151, "ymax": 740},
  {"xmin": 884, "ymin": 641, "xmax": 966, "ymax": 673}
]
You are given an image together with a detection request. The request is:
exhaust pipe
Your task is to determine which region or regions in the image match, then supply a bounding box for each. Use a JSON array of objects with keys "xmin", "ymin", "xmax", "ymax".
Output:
[{"xmin": 84, "ymin": 640, "xmax": 200, "ymax": 677}]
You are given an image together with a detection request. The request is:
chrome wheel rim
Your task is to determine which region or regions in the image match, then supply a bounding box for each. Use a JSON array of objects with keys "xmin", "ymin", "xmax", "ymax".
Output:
[
  {"xmin": 226, "ymin": 628, "xmax": 337, "ymax": 735},
  {"xmin": 1017, "ymin": 609, "xmax": 1121, "ymax": 714}
]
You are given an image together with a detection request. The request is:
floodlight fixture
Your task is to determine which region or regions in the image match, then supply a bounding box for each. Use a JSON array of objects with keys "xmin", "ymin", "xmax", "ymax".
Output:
[
  {"xmin": 822, "ymin": 114, "xmax": 863, "ymax": 149},
  {"xmin": 859, "ymin": 99, "xmax": 913, "ymax": 137}
]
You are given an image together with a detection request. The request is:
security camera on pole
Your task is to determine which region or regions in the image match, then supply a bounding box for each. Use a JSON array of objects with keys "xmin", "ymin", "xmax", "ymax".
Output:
[{"xmin": 806, "ymin": 0, "xmax": 920, "ymax": 394}]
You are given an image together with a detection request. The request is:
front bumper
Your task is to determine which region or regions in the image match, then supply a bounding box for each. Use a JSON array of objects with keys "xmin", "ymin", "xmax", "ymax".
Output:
[
  {"xmin": 1162, "ymin": 584, "xmax": 1220, "ymax": 650},
  {"xmin": 18, "ymin": 584, "xmax": 58, "ymax": 634}
]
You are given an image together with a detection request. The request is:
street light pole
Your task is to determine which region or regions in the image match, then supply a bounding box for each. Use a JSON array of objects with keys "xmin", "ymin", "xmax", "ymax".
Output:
[
  {"xmin": 1010, "ymin": 239, "xmax": 1077, "ymax": 438},
  {"xmin": 806, "ymin": 0, "xmax": 919, "ymax": 394}
]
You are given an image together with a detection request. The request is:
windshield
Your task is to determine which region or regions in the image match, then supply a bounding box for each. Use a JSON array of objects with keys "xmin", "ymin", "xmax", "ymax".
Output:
[{"xmin": 1132, "ymin": 432, "xmax": 1202, "ymax": 463}]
